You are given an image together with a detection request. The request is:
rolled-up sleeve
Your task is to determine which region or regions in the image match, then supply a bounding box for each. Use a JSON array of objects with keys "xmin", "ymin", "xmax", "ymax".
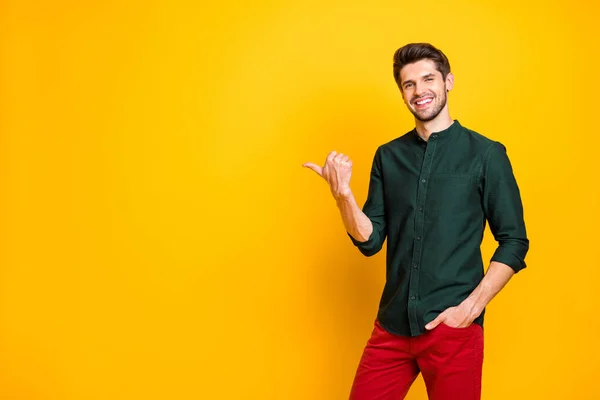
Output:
[
  {"xmin": 347, "ymin": 147, "xmax": 387, "ymax": 257},
  {"xmin": 483, "ymin": 142, "xmax": 529, "ymax": 272}
]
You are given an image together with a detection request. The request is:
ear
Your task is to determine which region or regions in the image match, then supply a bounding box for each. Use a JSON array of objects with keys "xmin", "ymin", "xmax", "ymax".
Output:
[
  {"xmin": 395, "ymin": 79, "xmax": 404, "ymax": 94},
  {"xmin": 445, "ymin": 72, "xmax": 455, "ymax": 91},
  {"xmin": 397, "ymin": 83, "xmax": 407, "ymax": 102}
]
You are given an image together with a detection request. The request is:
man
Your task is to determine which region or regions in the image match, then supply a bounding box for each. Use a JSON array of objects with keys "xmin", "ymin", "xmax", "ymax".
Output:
[{"xmin": 302, "ymin": 43, "xmax": 529, "ymax": 400}]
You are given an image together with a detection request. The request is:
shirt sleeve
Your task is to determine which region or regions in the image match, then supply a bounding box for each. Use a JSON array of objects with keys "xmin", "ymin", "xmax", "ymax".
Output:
[
  {"xmin": 482, "ymin": 142, "xmax": 529, "ymax": 272},
  {"xmin": 347, "ymin": 147, "xmax": 387, "ymax": 257}
]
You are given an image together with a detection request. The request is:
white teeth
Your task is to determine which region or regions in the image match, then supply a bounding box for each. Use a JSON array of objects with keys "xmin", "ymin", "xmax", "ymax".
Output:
[{"xmin": 416, "ymin": 98, "xmax": 432, "ymax": 105}]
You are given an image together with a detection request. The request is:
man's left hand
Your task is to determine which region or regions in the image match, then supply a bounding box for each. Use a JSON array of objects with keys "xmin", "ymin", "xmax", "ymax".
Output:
[{"xmin": 425, "ymin": 304, "xmax": 475, "ymax": 330}]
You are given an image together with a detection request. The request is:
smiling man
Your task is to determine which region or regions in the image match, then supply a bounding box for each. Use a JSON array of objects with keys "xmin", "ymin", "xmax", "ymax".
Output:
[{"xmin": 303, "ymin": 43, "xmax": 529, "ymax": 399}]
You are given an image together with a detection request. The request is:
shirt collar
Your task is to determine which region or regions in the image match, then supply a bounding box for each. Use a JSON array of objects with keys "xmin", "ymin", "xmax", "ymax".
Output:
[{"xmin": 412, "ymin": 119, "xmax": 461, "ymax": 144}]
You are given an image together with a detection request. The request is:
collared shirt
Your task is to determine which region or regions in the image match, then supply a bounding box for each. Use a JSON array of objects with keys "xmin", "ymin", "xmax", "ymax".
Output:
[{"xmin": 348, "ymin": 120, "xmax": 529, "ymax": 337}]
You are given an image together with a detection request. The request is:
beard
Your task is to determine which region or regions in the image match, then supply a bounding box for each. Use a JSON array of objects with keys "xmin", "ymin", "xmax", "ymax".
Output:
[{"xmin": 409, "ymin": 86, "xmax": 447, "ymax": 122}]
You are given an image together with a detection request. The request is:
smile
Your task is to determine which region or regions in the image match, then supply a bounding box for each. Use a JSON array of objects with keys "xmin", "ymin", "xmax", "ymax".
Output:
[{"xmin": 415, "ymin": 98, "xmax": 433, "ymax": 106}]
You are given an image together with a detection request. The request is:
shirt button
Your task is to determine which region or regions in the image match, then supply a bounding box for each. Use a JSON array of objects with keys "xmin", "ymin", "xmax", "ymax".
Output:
[
  {"xmin": 418, "ymin": 207, "xmax": 423, "ymax": 212},
  {"xmin": 416, "ymin": 236, "xmax": 421, "ymax": 241},
  {"xmin": 421, "ymin": 179, "xmax": 426, "ymax": 183},
  {"xmin": 413, "ymin": 264, "xmax": 418, "ymax": 269},
  {"xmin": 410, "ymin": 295, "xmax": 416, "ymax": 300}
]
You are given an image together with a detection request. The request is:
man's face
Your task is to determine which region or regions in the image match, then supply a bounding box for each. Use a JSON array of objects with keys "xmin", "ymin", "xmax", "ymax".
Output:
[{"xmin": 398, "ymin": 59, "xmax": 454, "ymax": 122}]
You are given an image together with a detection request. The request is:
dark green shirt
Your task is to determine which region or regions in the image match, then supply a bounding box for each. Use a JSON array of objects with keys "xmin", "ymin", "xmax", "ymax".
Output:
[{"xmin": 349, "ymin": 120, "xmax": 529, "ymax": 337}]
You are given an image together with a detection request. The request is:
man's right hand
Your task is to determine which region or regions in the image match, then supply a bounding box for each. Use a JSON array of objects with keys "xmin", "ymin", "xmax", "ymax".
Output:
[{"xmin": 303, "ymin": 151, "xmax": 353, "ymax": 200}]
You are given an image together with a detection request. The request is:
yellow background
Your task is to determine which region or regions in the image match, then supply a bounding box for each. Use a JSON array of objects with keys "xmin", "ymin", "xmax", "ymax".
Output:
[{"xmin": 1, "ymin": 1, "xmax": 598, "ymax": 399}]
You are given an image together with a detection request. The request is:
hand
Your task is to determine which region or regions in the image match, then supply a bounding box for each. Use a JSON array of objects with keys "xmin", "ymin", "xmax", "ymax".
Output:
[
  {"xmin": 303, "ymin": 151, "xmax": 353, "ymax": 199},
  {"xmin": 425, "ymin": 304, "xmax": 475, "ymax": 330}
]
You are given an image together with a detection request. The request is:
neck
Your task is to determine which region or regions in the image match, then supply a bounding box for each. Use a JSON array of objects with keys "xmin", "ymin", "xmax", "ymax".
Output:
[{"xmin": 415, "ymin": 109, "xmax": 454, "ymax": 141}]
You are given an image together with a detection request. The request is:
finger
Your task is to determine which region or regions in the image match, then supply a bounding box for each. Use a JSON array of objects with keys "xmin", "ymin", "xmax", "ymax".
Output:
[
  {"xmin": 326, "ymin": 151, "xmax": 338, "ymax": 164},
  {"xmin": 341, "ymin": 155, "xmax": 350, "ymax": 163},
  {"xmin": 425, "ymin": 314, "xmax": 445, "ymax": 330},
  {"xmin": 302, "ymin": 162, "xmax": 323, "ymax": 176},
  {"xmin": 333, "ymin": 153, "xmax": 345, "ymax": 163}
]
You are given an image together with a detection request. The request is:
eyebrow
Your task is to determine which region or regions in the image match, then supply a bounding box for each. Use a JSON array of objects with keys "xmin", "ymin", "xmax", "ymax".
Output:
[{"xmin": 402, "ymin": 73, "xmax": 436, "ymax": 87}]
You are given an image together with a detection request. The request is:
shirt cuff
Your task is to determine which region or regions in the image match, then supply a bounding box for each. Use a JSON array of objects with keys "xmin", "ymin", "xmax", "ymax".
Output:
[
  {"xmin": 347, "ymin": 231, "xmax": 378, "ymax": 256},
  {"xmin": 491, "ymin": 247, "xmax": 527, "ymax": 273}
]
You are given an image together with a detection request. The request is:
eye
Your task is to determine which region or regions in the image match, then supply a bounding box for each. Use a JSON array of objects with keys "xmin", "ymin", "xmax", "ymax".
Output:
[
  {"xmin": 404, "ymin": 83, "xmax": 413, "ymax": 89},
  {"xmin": 425, "ymin": 78, "xmax": 433, "ymax": 82}
]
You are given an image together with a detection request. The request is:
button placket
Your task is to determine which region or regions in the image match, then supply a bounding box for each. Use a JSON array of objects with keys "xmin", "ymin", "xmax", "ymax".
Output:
[{"xmin": 407, "ymin": 137, "xmax": 437, "ymax": 335}]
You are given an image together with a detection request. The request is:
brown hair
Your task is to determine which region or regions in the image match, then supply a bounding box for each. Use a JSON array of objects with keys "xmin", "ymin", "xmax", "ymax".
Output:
[{"xmin": 393, "ymin": 43, "xmax": 451, "ymax": 87}]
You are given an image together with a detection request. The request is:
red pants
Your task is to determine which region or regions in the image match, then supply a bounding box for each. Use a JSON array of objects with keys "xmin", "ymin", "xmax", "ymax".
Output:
[{"xmin": 350, "ymin": 319, "xmax": 484, "ymax": 400}]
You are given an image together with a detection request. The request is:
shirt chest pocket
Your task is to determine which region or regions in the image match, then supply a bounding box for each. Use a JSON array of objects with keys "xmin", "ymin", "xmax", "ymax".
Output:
[{"xmin": 426, "ymin": 173, "xmax": 480, "ymax": 214}]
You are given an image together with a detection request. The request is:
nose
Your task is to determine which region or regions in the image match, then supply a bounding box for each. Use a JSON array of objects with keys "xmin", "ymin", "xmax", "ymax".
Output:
[{"xmin": 414, "ymin": 81, "xmax": 426, "ymax": 97}]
